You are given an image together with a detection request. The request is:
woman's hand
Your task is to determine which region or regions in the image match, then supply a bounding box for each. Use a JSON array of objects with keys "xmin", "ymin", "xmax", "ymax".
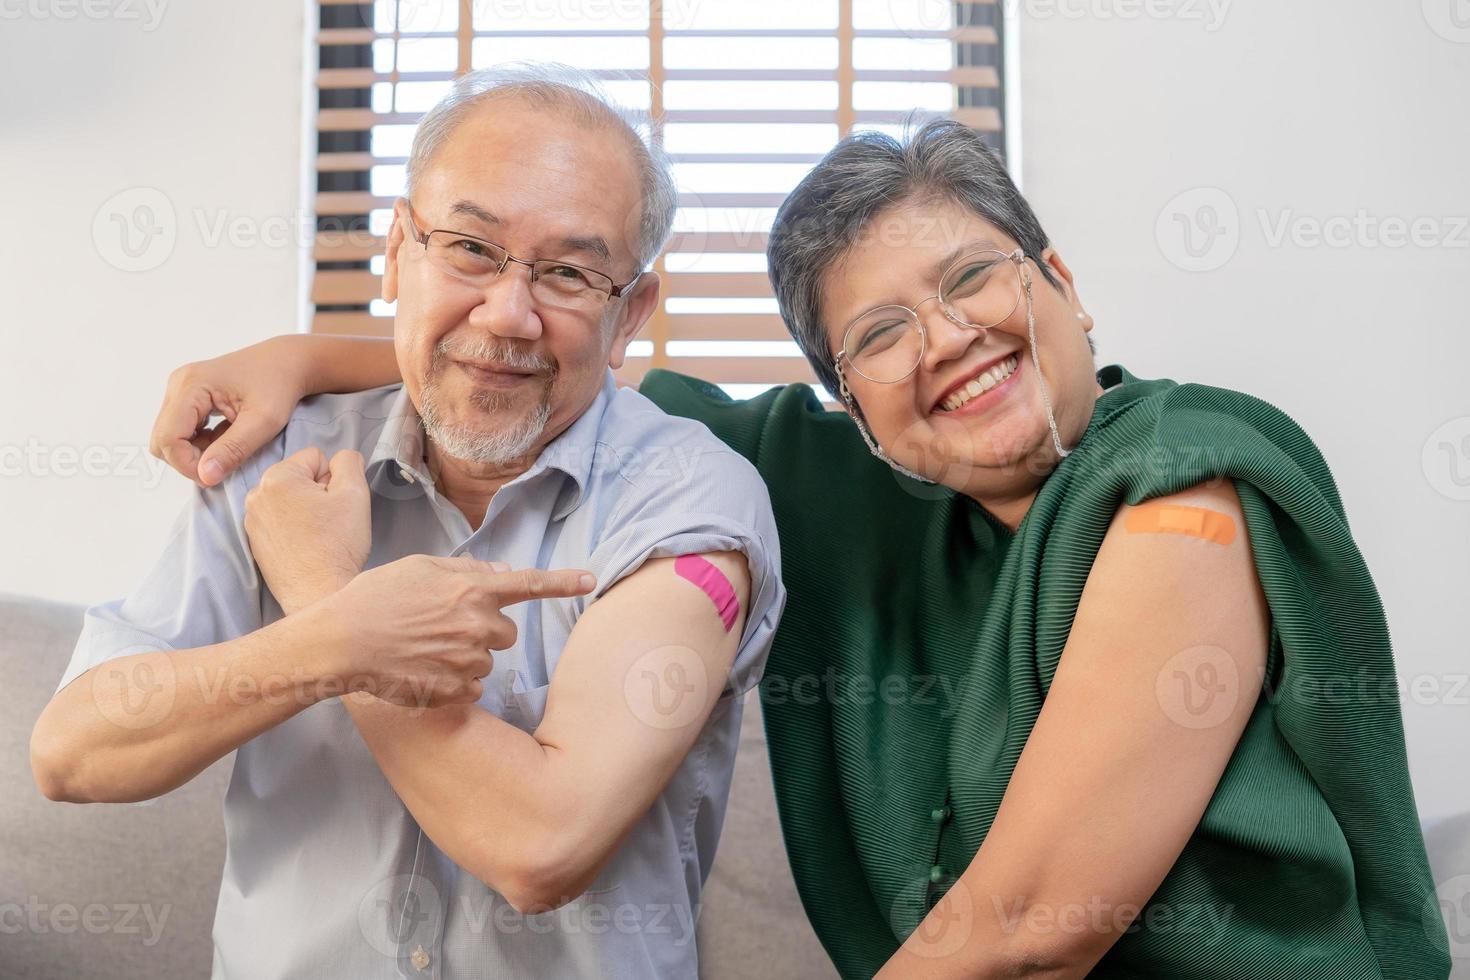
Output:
[
  {"xmin": 150, "ymin": 334, "xmax": 401, "ymax": 488},
  {"xmin": 243, "ymin": 447, "xmax": 372, "ymax": 617},
  {"xmin": 149, "ymin": 336, "xmax": 310, "ymax": 488}
]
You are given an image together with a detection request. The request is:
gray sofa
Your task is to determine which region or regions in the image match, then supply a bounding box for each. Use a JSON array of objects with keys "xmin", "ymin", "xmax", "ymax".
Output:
[
  {"xmin": 7, "ymin": 593, "xmax": 1468, "ymax": 978},
  {"xmin": 1, "ymin": 593, "xmax": 838, "ymax": 980}
]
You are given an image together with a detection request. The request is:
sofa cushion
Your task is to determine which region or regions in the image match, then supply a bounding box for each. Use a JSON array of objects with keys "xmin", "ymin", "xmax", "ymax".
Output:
[{"xmin": 1, "ymin": 593, "xmax": 231, "ymax": 980}]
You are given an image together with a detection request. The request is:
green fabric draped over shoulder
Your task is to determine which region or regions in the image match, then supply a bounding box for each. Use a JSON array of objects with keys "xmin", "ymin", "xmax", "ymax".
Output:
[{"xmin": 640, "ymin": 364, "xmax": 1449, "ymax": 979}]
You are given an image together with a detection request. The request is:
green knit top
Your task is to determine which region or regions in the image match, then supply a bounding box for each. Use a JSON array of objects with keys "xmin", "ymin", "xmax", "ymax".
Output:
[{"xmin": 640, "ymin": 363, "xmax": 1448, "ymax": 979}]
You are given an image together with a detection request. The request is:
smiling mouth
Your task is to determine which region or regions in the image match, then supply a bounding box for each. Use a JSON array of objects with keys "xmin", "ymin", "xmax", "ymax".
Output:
[
  {"xmin": 454, "ymin": 360, "xmax": 538, "ymax": 388},
  {"xmin": 933, "ymin": 353, "xmax": 1022, "ymax": 413}
]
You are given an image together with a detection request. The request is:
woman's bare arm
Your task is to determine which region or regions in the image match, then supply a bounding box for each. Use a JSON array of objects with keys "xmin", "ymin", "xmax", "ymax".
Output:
[{"xmin": 876, "ymin": 481, "xmax": 1269, "ymax": 979}]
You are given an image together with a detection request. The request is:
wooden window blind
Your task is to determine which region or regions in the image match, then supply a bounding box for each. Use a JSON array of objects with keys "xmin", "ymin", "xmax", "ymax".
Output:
[{"xmin": 310, "ymin": 0, "xmax": 1007, "ymax": 397}]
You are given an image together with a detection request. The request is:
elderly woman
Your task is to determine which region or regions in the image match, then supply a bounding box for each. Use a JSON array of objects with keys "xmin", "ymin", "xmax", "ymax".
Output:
[{"xmin": 149, "ymin": 120, "xmax": 1447, "ymax": 978}]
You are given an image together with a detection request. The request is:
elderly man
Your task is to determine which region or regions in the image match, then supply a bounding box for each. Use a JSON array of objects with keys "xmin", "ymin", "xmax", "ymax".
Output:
[{"xmin": 30, "ymin": 65, "xmax": 784, "ymax": 980}]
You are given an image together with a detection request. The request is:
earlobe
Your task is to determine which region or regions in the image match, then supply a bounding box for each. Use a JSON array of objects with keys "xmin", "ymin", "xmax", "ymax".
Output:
[{"xmin": 607, "ymin": 270, "xmax": 660, "ymax": 371}]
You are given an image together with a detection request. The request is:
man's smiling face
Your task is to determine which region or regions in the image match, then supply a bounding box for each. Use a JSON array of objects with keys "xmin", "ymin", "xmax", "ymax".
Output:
[{"xmin": 383, "ymin": 96, "xmax": 658, "ymax": 469}]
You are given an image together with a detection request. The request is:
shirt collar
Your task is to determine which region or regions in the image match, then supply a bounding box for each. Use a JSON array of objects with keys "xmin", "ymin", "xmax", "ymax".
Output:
[{"xmin": 364, "ymin": 370, "xmax": 617, "ymax": 521}]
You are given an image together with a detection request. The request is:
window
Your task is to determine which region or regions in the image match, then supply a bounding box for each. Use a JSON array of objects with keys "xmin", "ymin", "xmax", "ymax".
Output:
[{"xmin": 311, "ymin": 0, "xmax": 1008, "ymax": 397}]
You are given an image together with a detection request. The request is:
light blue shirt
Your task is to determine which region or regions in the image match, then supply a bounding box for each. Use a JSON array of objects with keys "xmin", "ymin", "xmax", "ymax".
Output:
[{"xmin": 56, "ymin": 370, "xmax": 785, "ymax": 980}]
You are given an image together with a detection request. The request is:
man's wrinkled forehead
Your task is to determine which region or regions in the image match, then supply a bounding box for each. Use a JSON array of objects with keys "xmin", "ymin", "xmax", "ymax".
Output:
[
  {"xmin": 416, "ymin": 99, "xmax": 643, "ymax": 269},
  {"xmin": 441, "ymin": 196, "xmax": 614, "ymax": 269}
]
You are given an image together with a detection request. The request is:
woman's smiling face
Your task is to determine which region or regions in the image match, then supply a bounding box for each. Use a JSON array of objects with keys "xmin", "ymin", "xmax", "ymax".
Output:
[{"xmin": 820, "ymin": 196, "xmax": 1101, "ymax": 499}]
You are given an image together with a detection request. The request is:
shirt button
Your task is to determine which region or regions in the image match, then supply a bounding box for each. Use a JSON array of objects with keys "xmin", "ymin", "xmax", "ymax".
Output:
[
  {"xmin": 930, "ymin": 805, "xmax": 952, "ymax": 824},
  {"xmin": 399, "ymin": 466, "xmax": 417, "ymax": 484},
  {"xmin": 929, "ymin": 864, "xmax": 945, "ymax": 884}
]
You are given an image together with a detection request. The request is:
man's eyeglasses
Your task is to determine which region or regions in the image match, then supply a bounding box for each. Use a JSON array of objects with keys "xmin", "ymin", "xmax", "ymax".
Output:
[
  {"xmin": 835, "ymin": 248, "xmax": 1029, "ymax": 385},
  {"xmin": 402, "ymin": 201, "xmax": 639, "ymax": 314}
]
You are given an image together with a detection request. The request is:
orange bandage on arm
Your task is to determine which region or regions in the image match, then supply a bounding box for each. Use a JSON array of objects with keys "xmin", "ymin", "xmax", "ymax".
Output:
[{"xmin": 1124, "ymin": 501, "xmax": 1237, "ymax": 546}]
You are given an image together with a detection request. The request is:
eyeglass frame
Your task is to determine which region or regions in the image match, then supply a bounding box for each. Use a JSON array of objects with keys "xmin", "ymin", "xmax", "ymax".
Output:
[
  {"xmin": 832, "ymin": 246, "xmax": 1032, "ymax": 390},
  {"xmin": 400, "ymin": 200, "xmax": 642, "ymax": 304}
]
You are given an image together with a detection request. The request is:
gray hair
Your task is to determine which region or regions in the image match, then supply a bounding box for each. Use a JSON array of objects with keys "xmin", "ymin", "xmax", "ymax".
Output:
[
  {"xmin": 767, "ymin": 118, "xmax": 1065, "ymax": 401},
  {"xmin": 405, "ymin": 62, "xmax": 677, "ymax": 273}
]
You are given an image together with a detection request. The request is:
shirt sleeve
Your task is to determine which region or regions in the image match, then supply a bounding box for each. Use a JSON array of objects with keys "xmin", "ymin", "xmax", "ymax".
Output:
[
  {"xmin": 53, "ymin": 445, "xmax": 282, "ymax": 695},
  {"xmin": 578, "ymin": 445, "xmax": 786, "ymax": 700}
]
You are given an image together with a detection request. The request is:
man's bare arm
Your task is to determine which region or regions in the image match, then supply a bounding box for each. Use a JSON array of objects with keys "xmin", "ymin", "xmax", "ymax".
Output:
[
  {"xmin": 29, "ymin": 555, "xmax": 570, "ymax": 805},
  {"xmin": 339, "ymin": 552, "xmax": 752, "ymax": 913},
  {"xmin": 30, "ymin": 608, "xmax": 347, "ymax": 803}
]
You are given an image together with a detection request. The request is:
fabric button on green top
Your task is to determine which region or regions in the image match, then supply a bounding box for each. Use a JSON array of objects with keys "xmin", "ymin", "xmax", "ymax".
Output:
[
  {"xmin": 930, "ymin": 805, "xmax": 952, "ymax": 824},
  {"xmin": 928, "ymin": 864, "xmax": 944, "ymax": 884}
]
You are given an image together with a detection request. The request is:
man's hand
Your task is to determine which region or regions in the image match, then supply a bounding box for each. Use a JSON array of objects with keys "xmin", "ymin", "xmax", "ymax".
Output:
[
  {"xmin": 309, "ymin": 556, "xmax": 596, "ymax": 710},
  {"xmin": 244, "ymin": 447, "xmax": 372, "ymax": 616}
]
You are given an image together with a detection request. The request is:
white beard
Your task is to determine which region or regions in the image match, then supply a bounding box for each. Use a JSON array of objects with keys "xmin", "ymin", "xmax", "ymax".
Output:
[{"xmin": 418, "ymin": 337, "xmax": 556, "ymax": 466}]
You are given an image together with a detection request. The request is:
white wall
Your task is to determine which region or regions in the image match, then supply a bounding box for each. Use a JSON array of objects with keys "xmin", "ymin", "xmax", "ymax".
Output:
[
  {"xmin": 0, "ymin": 0, "xmax": 308, "ymax": 603},
  {"xmin": 1018, "ymin": 0, "xmax": 1470, "ymax": 825}
]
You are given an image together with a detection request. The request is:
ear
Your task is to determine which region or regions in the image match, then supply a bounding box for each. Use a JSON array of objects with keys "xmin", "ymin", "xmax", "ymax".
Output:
[
  {"xmin": 606, "ymin": 270, "xmax": 661, "ymax": 370},
  {"xmin": 382, "ymin": 198, "xmax": 409, "ymax": 304},
  {"xmin": 1039, "ymin": 246, "xmax": 1091, "ymax": 331}
]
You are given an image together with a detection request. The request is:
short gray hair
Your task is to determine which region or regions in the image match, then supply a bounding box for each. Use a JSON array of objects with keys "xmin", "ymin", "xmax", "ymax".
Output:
[
  {"xmin": 767, "ymin": 118, "xmax": 1064, "ymax": 400},
  {"xmin": 405, "ymin": 62, "xmax": 677, "ymax": 273}
]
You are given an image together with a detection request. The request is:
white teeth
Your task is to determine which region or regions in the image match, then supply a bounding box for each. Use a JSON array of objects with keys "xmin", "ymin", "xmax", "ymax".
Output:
[{"xmin": 940, "ymin": 354, "xmax": 1018, "ymax": 412}]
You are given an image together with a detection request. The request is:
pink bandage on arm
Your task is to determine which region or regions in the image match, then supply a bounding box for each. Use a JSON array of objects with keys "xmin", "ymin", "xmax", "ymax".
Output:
[{"xmin": 674, "ymin": 554, "xmax": 740, "ymax": 633}]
